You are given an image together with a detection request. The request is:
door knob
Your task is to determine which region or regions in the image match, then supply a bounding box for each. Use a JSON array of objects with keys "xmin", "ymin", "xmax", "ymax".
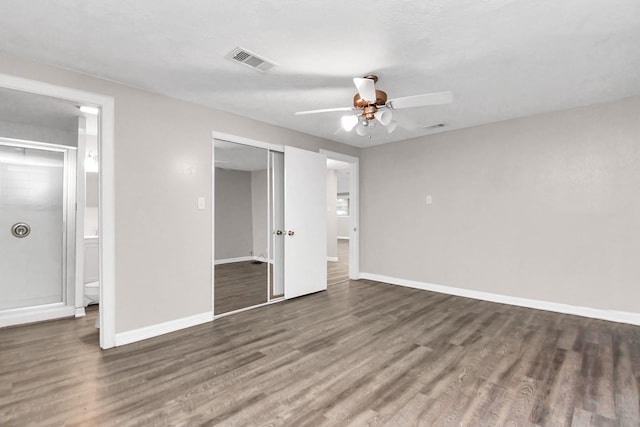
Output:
[
  {"xmin": 275, "ymin": 230, "xmax": 284, "ymax": 236},
  {"xmin": 287, "ymin": 230, "xmax": 295, "ymax": 236}
]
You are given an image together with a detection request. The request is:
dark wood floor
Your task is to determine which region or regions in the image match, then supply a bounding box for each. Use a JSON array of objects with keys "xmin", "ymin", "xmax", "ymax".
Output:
[
  {"xmin": 216, "ymin": 240, "xmax": 348, "ymax": 315},
  {"xmin": 214, "ymin": 261, "xmax": 268, "ymax": 314},
  {"xmin": 2, "ymin": 279, "xmax": 640, "ymax": 426}
]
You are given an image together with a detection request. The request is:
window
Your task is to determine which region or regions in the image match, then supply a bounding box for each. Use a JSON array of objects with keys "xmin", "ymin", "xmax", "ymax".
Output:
[{"xmin": 337, "ymin": 195, "xmax": 349, "ymax": 216}]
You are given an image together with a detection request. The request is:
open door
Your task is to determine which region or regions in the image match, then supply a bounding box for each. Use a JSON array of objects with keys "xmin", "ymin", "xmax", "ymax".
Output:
[{"xmin": 284, "ymin": 146, "xmax": 327, "ymax": 299}]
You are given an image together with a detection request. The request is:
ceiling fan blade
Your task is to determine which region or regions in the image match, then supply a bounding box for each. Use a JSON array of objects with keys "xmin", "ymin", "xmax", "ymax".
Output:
[
  {"xmin": 387, "ymin": 91, "xmax": 453, "ymax": 110},
  {"xmin": 294, "ymin": 107, "xmax": 355, "ymax": 116},
  {"xmin": 353, "ymin": 78, "xmax": 377, "ymax": 103}
]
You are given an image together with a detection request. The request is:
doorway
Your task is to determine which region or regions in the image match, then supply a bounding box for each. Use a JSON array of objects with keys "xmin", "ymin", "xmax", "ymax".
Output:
[
  {"xmin": 0, "ymin": 73, "xmax": 115, "ymax": 349},
  {"xmin": 321, "ymin": 150, "xmax": 359, "ymax": 283}
]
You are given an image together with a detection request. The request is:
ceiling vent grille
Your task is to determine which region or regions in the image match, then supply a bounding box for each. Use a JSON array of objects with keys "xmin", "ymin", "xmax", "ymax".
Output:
[{"xmin": 225, "ymin": 47, "xmax": 277, "ymax": 72}]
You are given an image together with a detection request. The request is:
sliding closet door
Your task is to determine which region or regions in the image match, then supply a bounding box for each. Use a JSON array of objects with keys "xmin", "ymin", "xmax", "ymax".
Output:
[{"xmin": 284, "ymin": 146, "xmax": 327, "ymax": 299}]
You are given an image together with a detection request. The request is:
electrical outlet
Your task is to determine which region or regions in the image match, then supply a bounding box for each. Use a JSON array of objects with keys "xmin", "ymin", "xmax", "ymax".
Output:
[{"xmin": 426, "ymin": 195, "xmax": 433, "ymax": 205}]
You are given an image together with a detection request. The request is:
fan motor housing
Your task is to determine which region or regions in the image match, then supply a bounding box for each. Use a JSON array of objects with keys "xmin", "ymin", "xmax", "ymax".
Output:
[{"xmin": 353, "ymin": 90, "xmax": 388, "ymax": 109}]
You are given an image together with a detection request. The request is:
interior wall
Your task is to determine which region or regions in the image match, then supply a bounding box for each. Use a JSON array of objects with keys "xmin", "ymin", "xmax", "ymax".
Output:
[
  {"xmin": 85, "ymin": 172, "xmax": 99, "ymax": 236},
  {"xmin": 337, "ymin": 216, "xmax": 350, "ymax": 239},
  {"xmin": 0, "ymin": 119, "xmax": 78, "ymax": 147},
  {"xmin": 214, "ymin": 168, "xmax": 253, "ymax": 260},
  {"xmin": 326, "ymin": 169, "xmax": 337, "ymax": 259},
  {"xmin": 0, "ymin": 52, "xmax": 360, "ymax": 334},
  {"xmin": 251, "ymin": 169, "xmax": 268, "ymax": 260},
  {"xmin": 337, "ymin": 169, "xmax": 349, "ymax": 194},
  {"xmin": 361, "ymin": 96, "xmax": 640, "ymax": 314}
]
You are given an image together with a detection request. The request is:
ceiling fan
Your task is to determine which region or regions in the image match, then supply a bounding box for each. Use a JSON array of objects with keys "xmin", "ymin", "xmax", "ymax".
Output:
[{"xmin": 294, "ymin": 75, "xmax": 453, "ymax": 136}]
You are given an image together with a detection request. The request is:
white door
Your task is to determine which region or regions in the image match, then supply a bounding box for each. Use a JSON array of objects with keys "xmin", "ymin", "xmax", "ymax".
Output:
[
  {"xmin": 0, "ymin": 144, "xmax": 66, "ymax": 310},
  {"xmin": 284, "ymin": 146, "xmax": 327, "ymax": 299}
]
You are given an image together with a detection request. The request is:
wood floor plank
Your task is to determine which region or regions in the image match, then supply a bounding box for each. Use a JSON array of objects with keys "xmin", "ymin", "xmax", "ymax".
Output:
[{"xmin": 2, "ymin": 280, "xmax": 640, "ymax": 425}]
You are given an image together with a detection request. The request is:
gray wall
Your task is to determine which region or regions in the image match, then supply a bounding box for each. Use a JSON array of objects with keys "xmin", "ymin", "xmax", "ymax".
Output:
[
  {"xmin": 0, "ymin": 119, "xmax": 77, "ymax": 147},
  {"xmin": 337, "ymin": 216, "xmax": 350, "ymax": 239},
  {"xmin": 326, "ymin": 169, "xmax": 337, "ymax": 259},
  {"xmin": 214, "ymin": 168, "xmax": 253, "ymax": 260},
  {"xmin": 0, "ymin": 52, "xmax": 360, "ymax": 333},
  {"xmin": 361, "ymin": 96, "xmax": 640, "ymax": 313}
]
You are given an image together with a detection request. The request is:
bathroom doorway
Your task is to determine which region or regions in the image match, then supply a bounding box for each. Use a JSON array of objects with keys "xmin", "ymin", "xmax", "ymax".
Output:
[
  {"xmin": 0, "ymin": 73, "xmax": 115, "ymax": 348},
  {"xmin": 0, "ymin": 85, "xmax": 104, "ymax": 339}
]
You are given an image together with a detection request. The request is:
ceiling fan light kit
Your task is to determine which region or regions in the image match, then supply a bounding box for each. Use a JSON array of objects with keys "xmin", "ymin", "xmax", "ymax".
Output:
[
  {"xmin": 295, "ymin": 75, "xmax": 453, "ymax": 138},
  {"xmin": 341, "ymin": 115, "xmax": 358, "ymax": 131},
  {"xmin": 355, "ymin": 121, "xmax": 369, "ymax": 136},
  {"xmin": 374, "ymin": 110, "xmax": 392, "ymax": 126}
]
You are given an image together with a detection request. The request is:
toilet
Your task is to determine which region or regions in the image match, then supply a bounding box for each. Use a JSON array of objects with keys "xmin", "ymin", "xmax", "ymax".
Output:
[{"xmin": 83, "ymin": 281, "xmax": 99, "ymax": 306}]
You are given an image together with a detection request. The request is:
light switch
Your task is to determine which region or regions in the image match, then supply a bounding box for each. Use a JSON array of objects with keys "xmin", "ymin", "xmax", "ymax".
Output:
[
  {"xmin": 197, "ymin": 197, "xmax": 206, "ymax": 210},
  {"xmin": 426, "ymin": 195, "xmax": 433, "ymax": 205}
]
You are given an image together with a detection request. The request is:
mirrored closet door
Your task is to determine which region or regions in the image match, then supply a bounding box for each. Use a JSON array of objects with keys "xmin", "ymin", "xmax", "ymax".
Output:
[{"xmin": 213, "ymin": 140, "xmax": 284, "ymax": 315}]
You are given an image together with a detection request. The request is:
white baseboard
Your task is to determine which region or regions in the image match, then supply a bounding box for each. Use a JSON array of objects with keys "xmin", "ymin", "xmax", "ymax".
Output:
[
  {"xmin": 327, "ymin": 256, "xmax": 339, "ymax": 262},
  {"xmin": 114, "ymin": 311, "xmax": 213, "ymax": 346},
  {"xmin": 337, "ymin": 236, "xmax": 349, "ymax": 240},
  {"xmin": 75, "ymin": 307, "xmax": 86, "ymax": 317},
  {"xmin": 214, "ymin": 256, "xmax": 253, "ymax": 265},
  {"xmin": 359, "ymin": 272, "xmax": 640, "ymax": 326},
  {"xmin": 0, "ymin": 303, "xmax": 75, "ymax": 328},
  {"xmin": 214, "ymin": 256, "xmax": 273, "ymax": 265}
]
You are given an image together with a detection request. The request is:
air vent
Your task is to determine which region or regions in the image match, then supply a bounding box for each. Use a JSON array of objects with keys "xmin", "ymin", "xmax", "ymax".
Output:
[
  {"xmin": 423, "ymin": 123, "xmax": 446, "ymax": 130},
  {"xmin": 225, "ymin": 47, "xmax": 277, "ymax": 72}
]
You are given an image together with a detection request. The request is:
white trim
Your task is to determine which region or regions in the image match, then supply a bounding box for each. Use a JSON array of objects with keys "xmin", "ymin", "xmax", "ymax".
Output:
[
  {"xmin": 0, "ymin": 303, "xmax": 75, "ymax": 328},
  {"xmin": 337, "ymin": 236, "xmax": 350, "ymax": 240},
  {"xmin": 98, "ymin": 96, "xmax": 116, "ymax": 349},
  {"xmin": 0, "ymin": 137, "xmax": 78, "ymax": 151},
  {"xmin": 214, "ymin": 256, "xmax": 254, "ymax": 265},
  {"xmin": 75, "ymin": 122, "xmax": 87, "ymax": 314},
  {"xmin": 213, "ymin": 297, "xmax": 284, "ymax": 320},
  {"xmin": 327, "ymin": 256, "xmax": 339, "ymax": 262},
  {"xmin": 212, "ymin": 131, "xmax": 284, "ymax": 153},
  {"xmin": 63, "ymin": 146, "xmax": 77, "ymax": 314},
  {"xmin": 320, "ymin": 149, "xmax": 360, "ymax": 280},
  {"xmin": 0, "ymin": 72, "xmax": 117, "ymax": 349},
  {"xmin": 359, "ymin": 273, "xmax": 640, "ymax": 326},
  {"xmin": 75, "ymin": 307, "xmax": 86, "ymax": 317},
  {"xmin": 114, "ymin": 311, "xmax": 213, "ymax": 346}
]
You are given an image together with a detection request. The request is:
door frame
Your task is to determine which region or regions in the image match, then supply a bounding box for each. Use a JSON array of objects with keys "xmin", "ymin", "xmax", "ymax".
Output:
[
  {"xmin": 319, "ymin": 149, "xmax": 360, "ymax": 280},
  {"xmin": 0, "ymin": 138, "xmax": 77, "ymax": 319},
  {"xmin": 0, "ymin": 72, "xmax": 116, "ymax": 349},
  {"xmin": 211, "ymin": 131, "xmax": 284, "ymax": 318}
]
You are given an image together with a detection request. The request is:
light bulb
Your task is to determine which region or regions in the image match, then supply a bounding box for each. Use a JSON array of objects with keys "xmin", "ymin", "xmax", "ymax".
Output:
[
  {"xmin": 355, "ymin": 122, "xmax": 368, "ymax": 136},
  {"xmin": 374, "ymin": 110, "xmax": 392, "ymax": 126},
  {"xmin": 341, "ymin": 115, "xmax": 358, "ymax": 131}
]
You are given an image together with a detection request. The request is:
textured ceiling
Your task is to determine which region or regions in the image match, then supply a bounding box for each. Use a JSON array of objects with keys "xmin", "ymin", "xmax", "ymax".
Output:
[{"xmin": 0, "ymin": 0, "xmax": 639, "ymax": 148}]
